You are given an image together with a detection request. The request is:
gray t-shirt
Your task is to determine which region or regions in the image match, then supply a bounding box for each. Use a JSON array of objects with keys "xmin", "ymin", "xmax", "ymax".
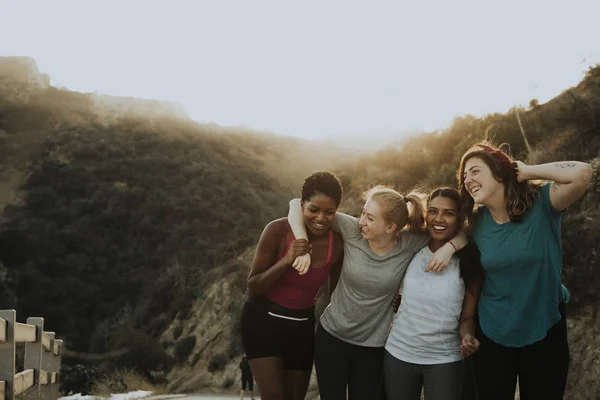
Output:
[{"xmin": 320, "ymin": 212, "xmax": 430, "ymax": 347}]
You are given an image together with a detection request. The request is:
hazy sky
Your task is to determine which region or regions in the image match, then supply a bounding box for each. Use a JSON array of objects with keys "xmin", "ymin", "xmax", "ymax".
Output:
[{"xmin": 1, "ymin": 0, "xmax": 599, "ymax": 141}]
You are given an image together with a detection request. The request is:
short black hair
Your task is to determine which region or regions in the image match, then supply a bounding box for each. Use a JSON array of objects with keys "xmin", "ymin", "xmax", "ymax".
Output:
[{"xmin": 301, "ymin": 171, "xmax": 343, "ymax": 207}]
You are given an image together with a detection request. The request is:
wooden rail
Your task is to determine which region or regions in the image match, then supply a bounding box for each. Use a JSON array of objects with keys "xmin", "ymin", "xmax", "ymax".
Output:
[{"xmin": 0, "ymin": 311, "xmax": 62, "ymax": 400}]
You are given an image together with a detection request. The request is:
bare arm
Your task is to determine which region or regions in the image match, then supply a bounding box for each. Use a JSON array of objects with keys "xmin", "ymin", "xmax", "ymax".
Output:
[
  {"xmin": 459, "ymin": 280, "xmax": 482, "ymax": 357},
  {"xmin": 247, "ymin": 220, "xmax": 310, "ymax": 297},
  {"xmin": 459, "ymin": 288, "xmax": 479, "ymax": 339},
  {"xmin": 288, "ymin": 198, "xmax": 312, "ymax": 273},
  {"xmin": 449, "ymin": 231, "xmax": 468, "ymax": 251},
  {"xmin": 515, "ymin": 161, "xmax": 593, "ymax": 211},
  {"xmin": 425, "ymin": 231, "xmax": 468, "ymax": 272},
  {"xmin": 288, "ymin": 198, "xmax": 308, "ymax": 239}
]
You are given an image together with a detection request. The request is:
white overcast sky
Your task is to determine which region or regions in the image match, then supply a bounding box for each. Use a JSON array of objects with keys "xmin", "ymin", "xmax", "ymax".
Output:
[{"xmin": 1, "ymin": 0, "xmax": 598, "ymax": 140}]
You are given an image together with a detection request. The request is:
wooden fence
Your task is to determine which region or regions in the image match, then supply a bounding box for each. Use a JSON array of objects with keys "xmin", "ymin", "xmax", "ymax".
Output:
[{"xmin": 0, "ymin": 310, "xmax": 62, "ymax": 400}]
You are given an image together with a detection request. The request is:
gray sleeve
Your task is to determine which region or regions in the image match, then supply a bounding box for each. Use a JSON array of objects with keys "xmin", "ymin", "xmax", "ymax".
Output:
[
  {"xmin": 402, "ymin": 232, "xmax": 430, "ymax": 251},
  {"xmin": 332, "ymin": 212, "xmax": 361, "ymax": 239}
]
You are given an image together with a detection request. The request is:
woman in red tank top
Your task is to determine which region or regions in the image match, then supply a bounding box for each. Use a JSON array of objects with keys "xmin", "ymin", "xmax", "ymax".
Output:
[{"xmin": 241, "ymin": 171, "xmax": 345, "ymax": 400}]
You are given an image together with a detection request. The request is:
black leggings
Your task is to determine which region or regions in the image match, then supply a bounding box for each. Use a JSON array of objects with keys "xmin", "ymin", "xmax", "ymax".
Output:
[
  {"xmin": 384, "ymin": 351, "xmax": 463, "ymax": 400},
  {"xmin": 314, "ymin": 323, "xmax": 385, "ymax": 400},
  {"xmin": 462, "ymin": 303, "xmax": 570, "ymax": 400}
]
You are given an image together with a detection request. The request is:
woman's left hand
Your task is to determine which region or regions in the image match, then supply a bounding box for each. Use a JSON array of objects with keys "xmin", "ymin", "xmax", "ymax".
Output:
[{"xmin": 425, "ymin": 242, "xmax": 454, "ymax": 272}]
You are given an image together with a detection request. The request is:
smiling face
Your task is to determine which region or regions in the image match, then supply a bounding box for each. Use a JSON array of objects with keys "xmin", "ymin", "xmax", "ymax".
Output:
[
  {"xmin": 301, "ymin": 192, "xmax": 338, "ymax": 236},
  {"xmin": 426, "ymin": 196, "xmax": 460, "ymax": 243},
  {"xmin": 463, "ymin": 156, "xmax": 505, "ymax": 207},
  {"xmin": 358, "ymin": 199, "xmax": 396, "ymax": 240}
]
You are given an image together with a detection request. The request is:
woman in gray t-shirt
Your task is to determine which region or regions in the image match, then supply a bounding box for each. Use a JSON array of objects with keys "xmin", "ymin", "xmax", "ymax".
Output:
[{"xmin": 288, "ymin": 185, "xmax": 467, "ymax": 400}]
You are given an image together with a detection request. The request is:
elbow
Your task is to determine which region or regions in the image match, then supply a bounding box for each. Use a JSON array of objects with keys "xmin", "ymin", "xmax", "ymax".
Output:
[
  {"xmin": 580, "ymin": 163, "xmax": 593, "ymax": 187},
  {"xmin": 572, "ymin": 163, "xmax": 594, "ymax": 194},
  {"xmin": 247, "ymin": 286, "xmax": 261, "ymax": 298},
  {"xmin": 246, "ymin": 278, "xmax": 263, "ymax": 297},
  {"xmin": 246, "ymin": 277, "xmax": 256, "ymax": 296}
]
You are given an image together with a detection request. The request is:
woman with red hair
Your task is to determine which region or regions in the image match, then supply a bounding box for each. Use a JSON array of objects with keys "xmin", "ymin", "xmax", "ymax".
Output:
[{"xmin": 457, "ymin": 142, "xmax": 592, "ymax": 400}]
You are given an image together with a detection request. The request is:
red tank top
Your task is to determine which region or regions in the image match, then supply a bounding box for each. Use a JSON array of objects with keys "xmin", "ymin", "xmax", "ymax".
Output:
[{"xmin": 264, "ymin": 218, "xmax": 335, "ymax": 310}]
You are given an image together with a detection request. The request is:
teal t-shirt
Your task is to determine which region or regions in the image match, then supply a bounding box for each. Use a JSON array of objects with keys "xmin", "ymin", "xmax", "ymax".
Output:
[{"xmin": 472, "ymin": 183, "xmax": 569, "ymax": 347}]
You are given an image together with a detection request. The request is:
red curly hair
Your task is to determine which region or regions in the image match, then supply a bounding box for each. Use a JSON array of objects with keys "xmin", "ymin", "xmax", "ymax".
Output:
[{"xmin": 457, "ymin": 141, "xmax": 541, "ymax": 223}]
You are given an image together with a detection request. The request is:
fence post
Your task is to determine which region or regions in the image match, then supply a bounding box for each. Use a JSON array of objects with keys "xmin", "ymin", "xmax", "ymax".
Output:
[
  {"xmin": 41, "ymin": 333, "xmax": 54, "ymax": 400},
  {"xmin": 0, "ymin": 310, "xmax": 16, "ymax": 400},
  {"xmin": 50, "ymin": 340, "xmax": 62, "ymax": 400},
  {"xmin": 24, "ymin": 318, "xmax": 44, "ymax": 400}
]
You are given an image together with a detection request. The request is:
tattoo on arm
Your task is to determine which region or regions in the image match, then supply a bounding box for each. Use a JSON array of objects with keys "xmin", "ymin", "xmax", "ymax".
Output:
[{"xmin": 555, "ymin": 162, "xmax": 576, "ymax": 168}]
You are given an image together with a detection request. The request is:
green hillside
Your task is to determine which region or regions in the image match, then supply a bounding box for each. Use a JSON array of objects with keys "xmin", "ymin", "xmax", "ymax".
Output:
[{"xmin": 0, "ymin": 57, "xmax": 343, "ymax": 364}]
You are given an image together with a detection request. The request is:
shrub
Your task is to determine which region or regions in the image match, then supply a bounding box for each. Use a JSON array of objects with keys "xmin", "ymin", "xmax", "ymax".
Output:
[{"xmin": 173, "ymin": 335, "xmax": 196, "ymax": 364}]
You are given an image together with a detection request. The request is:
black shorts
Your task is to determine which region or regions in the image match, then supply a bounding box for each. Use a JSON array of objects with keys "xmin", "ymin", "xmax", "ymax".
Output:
[
  {"xmin": 241, "ymin": 374, "xmax": 253, "ymax": 390},
  {"xmin": 241, "ymin": 296, "xmax": 315, "ymax": 370}
]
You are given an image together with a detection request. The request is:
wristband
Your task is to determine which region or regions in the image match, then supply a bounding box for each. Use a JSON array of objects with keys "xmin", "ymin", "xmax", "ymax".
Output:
[{"xmin": 448, "ymin": 241, "xmax": 457, "ymax": 252}]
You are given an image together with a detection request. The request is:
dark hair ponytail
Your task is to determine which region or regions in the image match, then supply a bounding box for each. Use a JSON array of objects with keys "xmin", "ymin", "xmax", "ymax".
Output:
[{"xmin": 427, "ymin": 187, "xmax": 483, "ymax": 293}]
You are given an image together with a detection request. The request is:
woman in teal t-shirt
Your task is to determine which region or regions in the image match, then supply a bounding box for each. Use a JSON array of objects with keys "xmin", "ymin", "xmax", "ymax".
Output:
[{"xmin": 457, "ymin": 141, "xmax": 592, "ymax": 400}]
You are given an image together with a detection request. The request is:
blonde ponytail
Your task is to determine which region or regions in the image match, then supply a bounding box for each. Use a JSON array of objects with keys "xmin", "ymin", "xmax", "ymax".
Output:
[
  {"xmin": 404, "ymin": 192, "xmax": 426, "ymax": 233},
  {"xmin": 362, "ymin": 186, "xmax": 426, "ymax": 234}
]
